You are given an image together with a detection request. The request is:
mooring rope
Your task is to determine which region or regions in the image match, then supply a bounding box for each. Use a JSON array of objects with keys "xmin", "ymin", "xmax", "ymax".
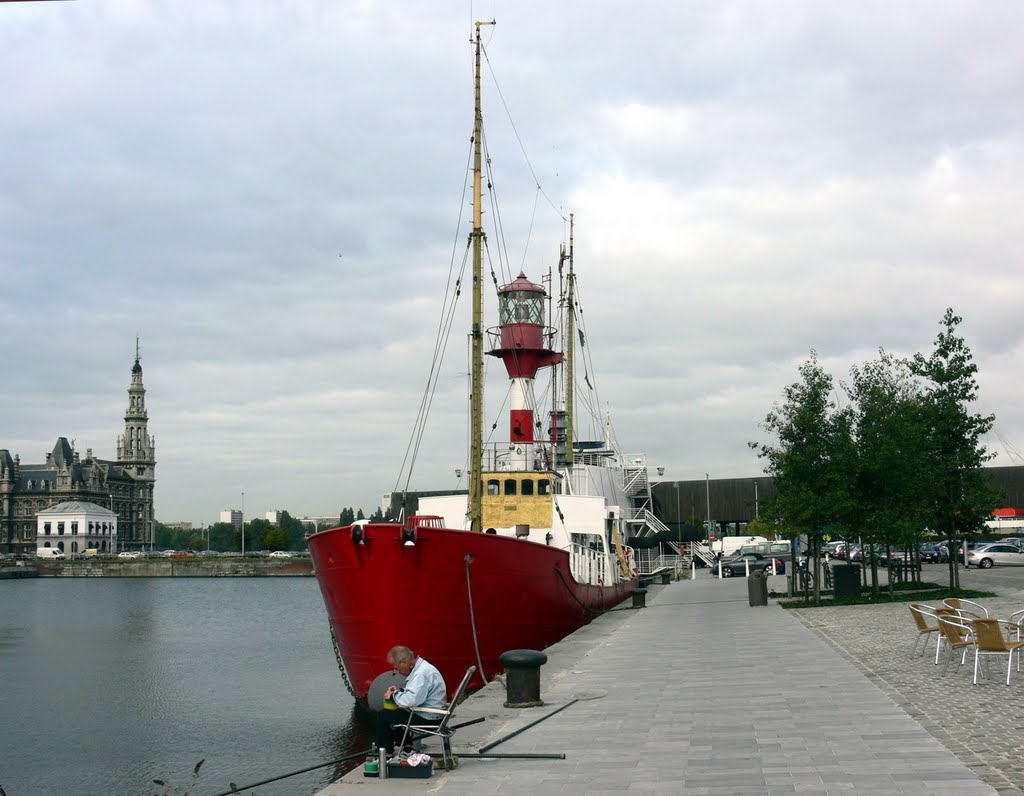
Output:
[
  {"xmin": 553, "ymin": 567, "xmax": 606, "ymax": 615},
  {"xmin": 464, "ymin": 554, "xmax": 489, "ymax": 687}
]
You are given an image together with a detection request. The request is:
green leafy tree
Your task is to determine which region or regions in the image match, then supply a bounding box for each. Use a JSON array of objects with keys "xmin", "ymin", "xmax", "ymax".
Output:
[
  {"xmin": 369, "ymin": 507, "xmax": 384, "ymax": 522},
  {"xmin": 186, "ymin": 534, "xmax": 207, "ymax": 552},
  {"xmin": 909, "ymin": 309, "xmax": 1001, "ymax": 590},
  {"xmin": 207, "ymin": 522, "xmax": 237, "ymax": 552},
  {"xmin": 846, "ymin": 351, "xmax": 934, "ymax": 596},
  {"xmin": 260, "ymin": 526, "xmax": 288, "ymax": 551},
  {"xmin": 244, "ymin": 519, "xmax": 272, "ymax": 551},
  {"xmin": 751, "ymin": 353, "xmax": 854, "ymax": 602},
  {"xmin": 356, "ymin": 508, "xmax": 365, "ymax": 520},
  {"xmin": 339, "ymin": 508, "xmax": 355, "ymax": 526},
  {"xmin": 277, "ymin": 511, "xmax": 307, "ymax": 550}
]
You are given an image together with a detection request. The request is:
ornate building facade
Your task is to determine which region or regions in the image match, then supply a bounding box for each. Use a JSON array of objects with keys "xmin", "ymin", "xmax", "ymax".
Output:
[{"xmin": 0, "ymin": 348, "xmax": 156, "ymax": 554}]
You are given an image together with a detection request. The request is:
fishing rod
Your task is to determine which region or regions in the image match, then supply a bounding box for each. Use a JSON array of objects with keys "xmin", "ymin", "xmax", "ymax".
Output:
[
  {"xmin": 208, "ymin": 749, "xmax": 371, "ymax": 796},
  {"xmin": 478, "ymin": 699, "xmax": 578, "ymax": 753}
]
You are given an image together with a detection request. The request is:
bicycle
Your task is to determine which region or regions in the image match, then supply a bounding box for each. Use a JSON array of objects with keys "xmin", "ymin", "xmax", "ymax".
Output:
[
  {"xmin": 797, "ymin": 563, "xmax": 813, "ymax": 592},
  {"xmin": 822, "ymin": 562, "xmax": 833, "ymax": 591}
]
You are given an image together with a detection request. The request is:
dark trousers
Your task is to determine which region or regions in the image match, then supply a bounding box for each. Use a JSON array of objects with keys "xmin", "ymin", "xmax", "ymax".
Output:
[{"xmin": 375, "ymin": 707, "xmax": 442, "ymax": 751}]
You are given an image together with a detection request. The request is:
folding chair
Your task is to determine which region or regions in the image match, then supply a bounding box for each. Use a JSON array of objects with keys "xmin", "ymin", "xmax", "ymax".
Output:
[{"xmin": 397, "ymin": 665, "xmax": 477, "ymax": 770}]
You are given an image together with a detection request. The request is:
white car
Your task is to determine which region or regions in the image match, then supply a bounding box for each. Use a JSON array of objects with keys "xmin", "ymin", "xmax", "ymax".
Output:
[
  {"xmin": 967, "ymin": 543, "xmax": 1024, "ymax": 569},
  {"xmin": 118, "ymin": 551, "xmax": 140, "ymax": 559},
  {"xmin": 268, "ymin": 550, "xmax": 293, "ymax": 558}
]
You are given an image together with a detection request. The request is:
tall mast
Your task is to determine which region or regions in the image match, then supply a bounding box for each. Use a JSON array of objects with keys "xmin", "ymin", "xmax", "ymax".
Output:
[
  {"xmin": 565, "ymin": 213, "xmax": 576, "ymax": 467},
  {"xmin": 469, "ymin": 20, "xmax": 493, "ymax": 533}
]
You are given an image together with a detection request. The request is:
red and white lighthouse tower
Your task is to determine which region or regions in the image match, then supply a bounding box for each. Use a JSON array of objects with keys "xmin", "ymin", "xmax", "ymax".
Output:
[{"xmin": 487, "ymin": 273, "xmax": 563, "ymax": 470}]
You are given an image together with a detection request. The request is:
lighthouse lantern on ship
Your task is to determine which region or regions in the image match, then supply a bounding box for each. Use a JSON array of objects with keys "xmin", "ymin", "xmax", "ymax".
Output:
[{"xmin": 486, "ymin": 273, "xmax": 563, "ymax": 472}]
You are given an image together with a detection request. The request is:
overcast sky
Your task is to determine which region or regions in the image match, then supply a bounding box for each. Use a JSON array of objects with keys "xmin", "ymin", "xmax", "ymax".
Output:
[{"xmin": 2, "ymin": 1, "xmax": 1022, "ymax": 526}]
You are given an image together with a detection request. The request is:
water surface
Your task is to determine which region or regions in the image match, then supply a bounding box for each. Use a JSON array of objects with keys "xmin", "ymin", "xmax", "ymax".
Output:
[{"xmin": 0, "ymin": 577, "xmax": 371, "ymax": 795}]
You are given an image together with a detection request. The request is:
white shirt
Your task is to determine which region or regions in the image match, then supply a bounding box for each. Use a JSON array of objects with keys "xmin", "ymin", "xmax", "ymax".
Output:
[{"xmin": 393, "ymin": 657, "xmax": 447, "ymax": 717}]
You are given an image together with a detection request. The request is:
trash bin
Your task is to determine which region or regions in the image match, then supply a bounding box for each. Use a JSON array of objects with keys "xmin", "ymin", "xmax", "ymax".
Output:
[
  {"xmin": 832, "ymin": 564, "xmax": 861, "ymax": 599},
  {"xmin": 748, "ymin": 569, "xmax": 768, "ymax": 606}
]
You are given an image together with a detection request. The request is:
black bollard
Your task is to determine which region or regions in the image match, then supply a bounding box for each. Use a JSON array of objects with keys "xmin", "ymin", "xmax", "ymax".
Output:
[
  {"xmin": 660, "ymin": 571, "xmax": 671, "ymax": 585},
  {"xmin": 499, "ymin": 649, "xmax": 547, "ymax": 708},
  {"xmin": 632, "ymin": 587, "xmax": 648, "ymax": 608}
]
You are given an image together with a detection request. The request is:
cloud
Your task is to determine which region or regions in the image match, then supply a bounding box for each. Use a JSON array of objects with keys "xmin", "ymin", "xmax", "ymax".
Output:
[{"xmin": 2, "ymin": 1, "xmax": 1023, "ymax": 523}]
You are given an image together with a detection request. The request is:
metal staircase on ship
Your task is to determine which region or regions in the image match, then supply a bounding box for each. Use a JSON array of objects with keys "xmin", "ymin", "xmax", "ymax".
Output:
[
  {"xmin": 622, "ymin": 455, "xmax": 665, "ymax": 539},
  {"xmin": 622, "ymin": 460, "xmax": 719, "ymax": 575}
]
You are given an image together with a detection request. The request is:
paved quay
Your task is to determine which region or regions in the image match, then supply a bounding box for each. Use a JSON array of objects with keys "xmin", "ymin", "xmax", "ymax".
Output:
[{"xmin": 319, "ymin": 574, "xmax": 1013, "ymax": 795}]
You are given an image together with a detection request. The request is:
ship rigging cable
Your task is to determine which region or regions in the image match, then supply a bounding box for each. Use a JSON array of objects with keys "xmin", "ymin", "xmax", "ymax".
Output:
[{"xmin": 481, "ymin": 44, "xmax": 565, "ymax": 221}]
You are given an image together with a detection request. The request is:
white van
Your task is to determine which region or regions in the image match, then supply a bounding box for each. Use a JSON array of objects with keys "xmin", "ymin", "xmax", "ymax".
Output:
[
  {"xmin": 36, "ymin": 548, "xmax": 66, "ymax": 559},
  {"xmin": 710, "ymin": 535, "xmax": 768, "ymax": 557}
]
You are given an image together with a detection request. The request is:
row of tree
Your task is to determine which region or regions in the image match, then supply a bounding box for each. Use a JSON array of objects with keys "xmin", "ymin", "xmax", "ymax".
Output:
[
  {"xmin": 751, "ymin": 309, "xmax": 1001, "ymax": 600},
  {"xmin": 153, "ymin": 506, "xmax": 385, "ymax": 552}
]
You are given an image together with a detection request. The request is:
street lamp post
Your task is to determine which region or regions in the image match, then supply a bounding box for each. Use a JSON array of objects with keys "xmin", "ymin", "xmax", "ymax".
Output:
[
  {"xmin": 705, "ymin": 473, "xmax": 711, "ymax": 543},
  {"xmin": 674, "ymin": 482, "xmax": 681, "ymax": 555},
  {"xmin": 754, "ymin": 480, "xmax": 759, "ymax": 520},
  {"xmin": 241, "ymin": 491, "xmax": 245, "ymax": 556}
]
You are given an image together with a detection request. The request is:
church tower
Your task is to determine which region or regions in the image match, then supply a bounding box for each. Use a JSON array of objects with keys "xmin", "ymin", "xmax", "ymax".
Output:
[{"xmin": 116, "ymin": 339, "xmax": 156, "ymax": 549}]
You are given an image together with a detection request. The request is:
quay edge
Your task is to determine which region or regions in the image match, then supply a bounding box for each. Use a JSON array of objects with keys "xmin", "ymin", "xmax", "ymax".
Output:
[{"xmin": 26, "ymin": 558, "xmax": 314, "ymax": 577}]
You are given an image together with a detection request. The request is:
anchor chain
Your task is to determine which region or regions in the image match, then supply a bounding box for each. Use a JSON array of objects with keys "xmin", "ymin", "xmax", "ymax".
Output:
[{"xmin": 329, "ymin": 624, "xmax": 356, "ymax": 698}]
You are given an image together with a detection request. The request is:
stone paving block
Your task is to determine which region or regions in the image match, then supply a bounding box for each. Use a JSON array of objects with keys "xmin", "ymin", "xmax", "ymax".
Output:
[{"xmin": 318, "ymin": 579, "xmax": 1009, "ymax": 795}]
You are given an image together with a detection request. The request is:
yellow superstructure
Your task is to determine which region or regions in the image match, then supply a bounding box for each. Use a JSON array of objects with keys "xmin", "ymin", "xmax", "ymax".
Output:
[{"xmin": 480, "ymin": 471, "xmax": 554, "ymax": 530}]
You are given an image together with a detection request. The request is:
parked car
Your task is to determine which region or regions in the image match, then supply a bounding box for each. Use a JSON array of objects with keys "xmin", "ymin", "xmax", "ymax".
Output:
[
  {"xmin": 117, "ymin": 551, "xmax": 140, "ymax": 559},
  {"xmin": 268, "ymin": 550, "xmax": 292, "ymax": 558},
  {"xmin": 966, "ymin": 543, "xmax": 1024, "ymax": 569},
  {"xmin": 919, "ymin": 543, "xmax": 948, "ymax": 563},
  {"xmin": 823, "ymin": 541, "xmax": 846, "ymax": 559},
  {"xmin": 717, "ymin": 552, "xmax": 786, "ymax": 577}
]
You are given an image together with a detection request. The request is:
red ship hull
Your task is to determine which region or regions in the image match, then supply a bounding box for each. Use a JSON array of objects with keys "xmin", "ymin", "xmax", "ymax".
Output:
[{"xmin": 307, "ymin": 521, "xmax": 636, "ymax": 698}]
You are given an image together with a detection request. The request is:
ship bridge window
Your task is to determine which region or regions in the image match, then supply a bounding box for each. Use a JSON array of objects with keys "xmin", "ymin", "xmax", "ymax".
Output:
[
  {"xmin": 538, "ymin": 479, "xmax": 551, "ymax": 496},
  {"xmin": 521, "ymin": 479, "xmax": 534, "ymax": 496},
  {"xmin": 504, "ymin": 479, "xmax": 517, "ymax": 496},
  {"xmin": 487, "ymin": 479, "xmax": 500, "ymax": 496}
]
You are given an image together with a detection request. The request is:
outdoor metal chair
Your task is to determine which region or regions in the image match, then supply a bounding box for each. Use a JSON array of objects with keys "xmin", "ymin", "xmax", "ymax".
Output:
[
  {"xmin": 1008, "ymin": 609, "xmax": 1024, "ymax": 641},
  {"xmin": 935, "ymin": 609, "xmax": 975, "ymax": 676},
  {"xmin": 942, "ymin": 597, "xmax": 989, "ymax": 621},
  {"xmin": 969, "ymin": 618, "xmax": 1024, "ymax": 686},
  {"xmin": 397, "ymin": 665, "xmax": 477, "ymax": 770},
  {"xmin": 908, "ymin": 603, "xmax": 942, "ymax": 661}
]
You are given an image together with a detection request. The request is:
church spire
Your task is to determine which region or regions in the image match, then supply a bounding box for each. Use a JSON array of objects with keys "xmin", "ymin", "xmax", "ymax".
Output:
[{"xmin": 117, "ymin": 341, "xmax": 155, "ymax": 469}]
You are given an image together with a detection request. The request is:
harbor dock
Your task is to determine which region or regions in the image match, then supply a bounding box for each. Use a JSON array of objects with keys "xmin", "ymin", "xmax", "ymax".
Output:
[{"xmin": 319, "ymin": 573, "xmax": 1021, "ymax": 795}]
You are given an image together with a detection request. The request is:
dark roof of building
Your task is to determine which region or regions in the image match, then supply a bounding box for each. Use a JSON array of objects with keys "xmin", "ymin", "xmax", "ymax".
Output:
[{"xmin": 51, "ymin": 437, "xmax": 74, "ymax": 469}]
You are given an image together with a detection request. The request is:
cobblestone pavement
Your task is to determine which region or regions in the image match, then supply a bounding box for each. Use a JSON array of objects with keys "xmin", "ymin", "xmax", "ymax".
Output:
[{"xmin": 790, "ymin": 586, "xmax": 1024, "ymax": 795}]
